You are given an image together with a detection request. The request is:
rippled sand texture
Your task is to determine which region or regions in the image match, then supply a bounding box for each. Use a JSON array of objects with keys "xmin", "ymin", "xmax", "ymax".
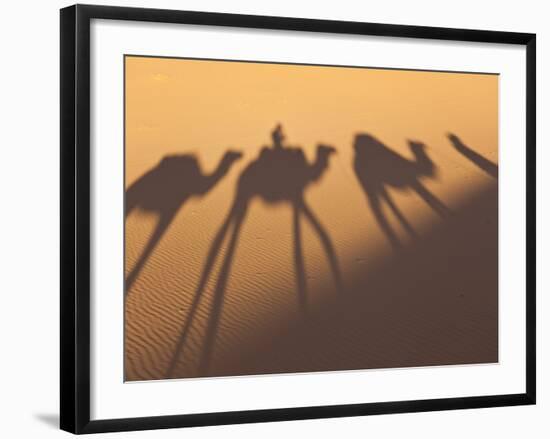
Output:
[{"xmin": 124, "ymin": 56, "xmax": 498, "ymax": 381}]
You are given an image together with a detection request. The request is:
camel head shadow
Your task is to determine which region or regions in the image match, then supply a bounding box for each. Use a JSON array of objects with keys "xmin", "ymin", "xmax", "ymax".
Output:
[
  {"xmin": 167, "ymin": 124, "xmax": 343, "ymax": 377},
  {"xmin": 353, "ymin": 133, "xmax": 451, "ymax": 250},
  {"xmin": 125, "ymin": 150, "xmax": 242, "ymax": 296},
  {"xmin": 447, "ymin": 132, "xmax": 498, "ymax": 178}
]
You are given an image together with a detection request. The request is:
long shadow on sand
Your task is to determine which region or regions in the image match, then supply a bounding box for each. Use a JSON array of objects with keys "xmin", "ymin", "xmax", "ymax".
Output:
[
  {"xmin": 203, "ymin": 182, "xmax": 498, "ymax": 377},
  {"xmin": 163, "ymin": 132, "xmax": 498, "ymax": 379},
  {"xmin": 166, "ymin": 125, "xmax": 343, "ymax": 377},
  {"xmin": 448, "ymin": 133, "xmax": 498, "ymax": 178},
  {"xmin": 125, "ymin": 151, "xmax": 242, "ymax": 297}
]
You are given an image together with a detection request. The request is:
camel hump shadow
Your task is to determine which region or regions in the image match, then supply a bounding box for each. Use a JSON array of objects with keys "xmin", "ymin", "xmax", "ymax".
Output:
[
  {"xmin": 241, "ymin": 141, "xmax": 336, "ymax": 203},
  {"xmin": 167, "ymin": 124, "xmax": 342, "ymax": 378},
  {"xmin": 126, "ymin": 152, "xmax": 242, "ymax": 215},
  {"xmin": 353, "ymin": 133, "xmax": 451, "ymax": 250},
  {"xmin": 125, "ymin": 150, "xmax": 242, "ymax": 297},
  {"xmin": 126, "ymin": 155, "xmax": 203, "ymax": 215},
  {"xmin": 353, "ymin": 134, "xmax": 436, "ymax": 188}
]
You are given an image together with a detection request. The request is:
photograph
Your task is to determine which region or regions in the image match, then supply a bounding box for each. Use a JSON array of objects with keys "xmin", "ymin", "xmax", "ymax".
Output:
[
  {"xmin": 124, "ymin": 56, "xmax": 499, "ymax": 381},
  {"xmin": 56, "ymin": 3, "xmax": 536, "ymax": 434}
]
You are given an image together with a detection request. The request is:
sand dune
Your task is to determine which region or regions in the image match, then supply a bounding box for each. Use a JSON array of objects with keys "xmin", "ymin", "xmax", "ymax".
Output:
[{"xmin": 124, "ymin": 56, "xmax": 498, "ymax": 381}]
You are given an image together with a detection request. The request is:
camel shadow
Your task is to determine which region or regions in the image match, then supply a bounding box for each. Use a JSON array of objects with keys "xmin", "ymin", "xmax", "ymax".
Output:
[
  {"xmin": 448, "ymin": 133, "xmax": 498, "ymax": 178},
  {"xmin": 167, "ymin": 124, "xmax": 342, "ymax": 377},
  {"xmin": 125, "ymin": 150, "xmax": 242, "ymax": 297},
  {"xmin": 353, "ymin": 133, "xmax": 451, "ymax": 250}
]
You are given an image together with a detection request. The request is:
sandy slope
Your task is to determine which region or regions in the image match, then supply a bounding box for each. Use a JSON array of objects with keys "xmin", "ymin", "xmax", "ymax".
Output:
[{"xmin": 124, "ymin": 57, "xmax": 498, "ymax": 381}]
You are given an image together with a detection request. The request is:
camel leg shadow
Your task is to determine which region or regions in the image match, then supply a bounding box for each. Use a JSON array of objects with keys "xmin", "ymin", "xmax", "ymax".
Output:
[
  {"xmin": 379, "ymin": 188, "xmax": 418, "ymax": 239},
  {"xmin": 166, "ymin": 200, "xmax": 247, "ymax": 377},
  {"xmin": 293, "ymin": 204, "xmax": 308, "ymax": 312},
  {"xmin": 368, "ymin": 192, "xmax": 402, "ymax": 250},
  {"xmin": 197, "ymin": 206, "xmax": 246, "ymax": 375},
  {"xmin": 298, "ymin": 200, "xmax": 343, "ymax": 293},
  {"xmin": 125, "ymin": 209, "xmax": 177, "ymax": 296},
  {"xmin": 411, "ymin": 181, "xmax": 452, "ymax": 217}
]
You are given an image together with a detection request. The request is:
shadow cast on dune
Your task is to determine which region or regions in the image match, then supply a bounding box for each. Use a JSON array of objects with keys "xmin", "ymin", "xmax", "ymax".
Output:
[
  {"xmin": 191, "ymin": 181, "xmax": 498, "ymax": 378},
  {"xmin": 126, "ymin": 130, "xmax": 498, "ymax": 380},
  {"xmin": 353, "ymin": 133, "xmax": 451, "ymax": 250},
  {"xmin": 125, "ymin": 150, "xmax": 242, "ymax": 297},
  {"xmin": 448, "ymin": 133, "xmax": 498, "ymax": 178},
  {"xmin": 166, "ymin": 125, "xmax": 343, "ymax": 377}
]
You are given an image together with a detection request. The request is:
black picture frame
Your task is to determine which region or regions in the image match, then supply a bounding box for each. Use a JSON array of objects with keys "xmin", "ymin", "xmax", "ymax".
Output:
[{"xmin": 60, "ymin": 4, "xmax": 536, "ymax": 434}]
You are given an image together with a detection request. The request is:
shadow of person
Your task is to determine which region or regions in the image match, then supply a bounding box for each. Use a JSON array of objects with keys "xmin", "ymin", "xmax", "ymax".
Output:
[
  {"xmin": 125, "ymin": 151, "xmax": 242, "ymax": 297},
  {"xmin": 353, "ymin": 133, "xmax": 451, "ymax": 250},
  {"xmin": 448, "ymin": 133, "xmax": 498, "ymax": 178},
  {"xmin": 167, "ymin": 124, "xmax": 342, "ymax": 377}
]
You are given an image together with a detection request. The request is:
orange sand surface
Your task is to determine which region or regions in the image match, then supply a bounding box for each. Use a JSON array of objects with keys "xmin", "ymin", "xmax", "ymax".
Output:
[{"xmin": 124, "ymin": 56, "xmax": 498, "ymax": 381}]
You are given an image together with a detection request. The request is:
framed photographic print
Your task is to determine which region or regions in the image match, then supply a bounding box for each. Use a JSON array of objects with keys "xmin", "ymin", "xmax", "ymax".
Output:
[{"xmin": 60, "ymin": 4, "xmax": 536, "ymax": 434}]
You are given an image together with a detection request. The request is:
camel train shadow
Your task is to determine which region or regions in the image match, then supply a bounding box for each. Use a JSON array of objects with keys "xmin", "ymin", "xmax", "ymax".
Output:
[
  {"xmin": 189, "ymin": 134, "xmax": 498, "ymax": 378},
  {"xmin": 353, "ymin": 133, "xmax": 451, "ymax": 250},
  {"xmin": 167, "ymin": 124, "xmax": 343, "ymax": 377},
  {"xmin": 126, "ymin": 126, "xmax": 498, "ymax": 379},
  {"xmin": 125, "ymin": 150, "xmax": 242, "ymax": 297}
]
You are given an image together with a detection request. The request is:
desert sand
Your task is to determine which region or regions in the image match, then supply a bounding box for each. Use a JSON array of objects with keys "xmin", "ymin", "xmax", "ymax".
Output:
[{"xmin": 124, "ymin": 56, "xmax": 498, "ymax": 381}]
